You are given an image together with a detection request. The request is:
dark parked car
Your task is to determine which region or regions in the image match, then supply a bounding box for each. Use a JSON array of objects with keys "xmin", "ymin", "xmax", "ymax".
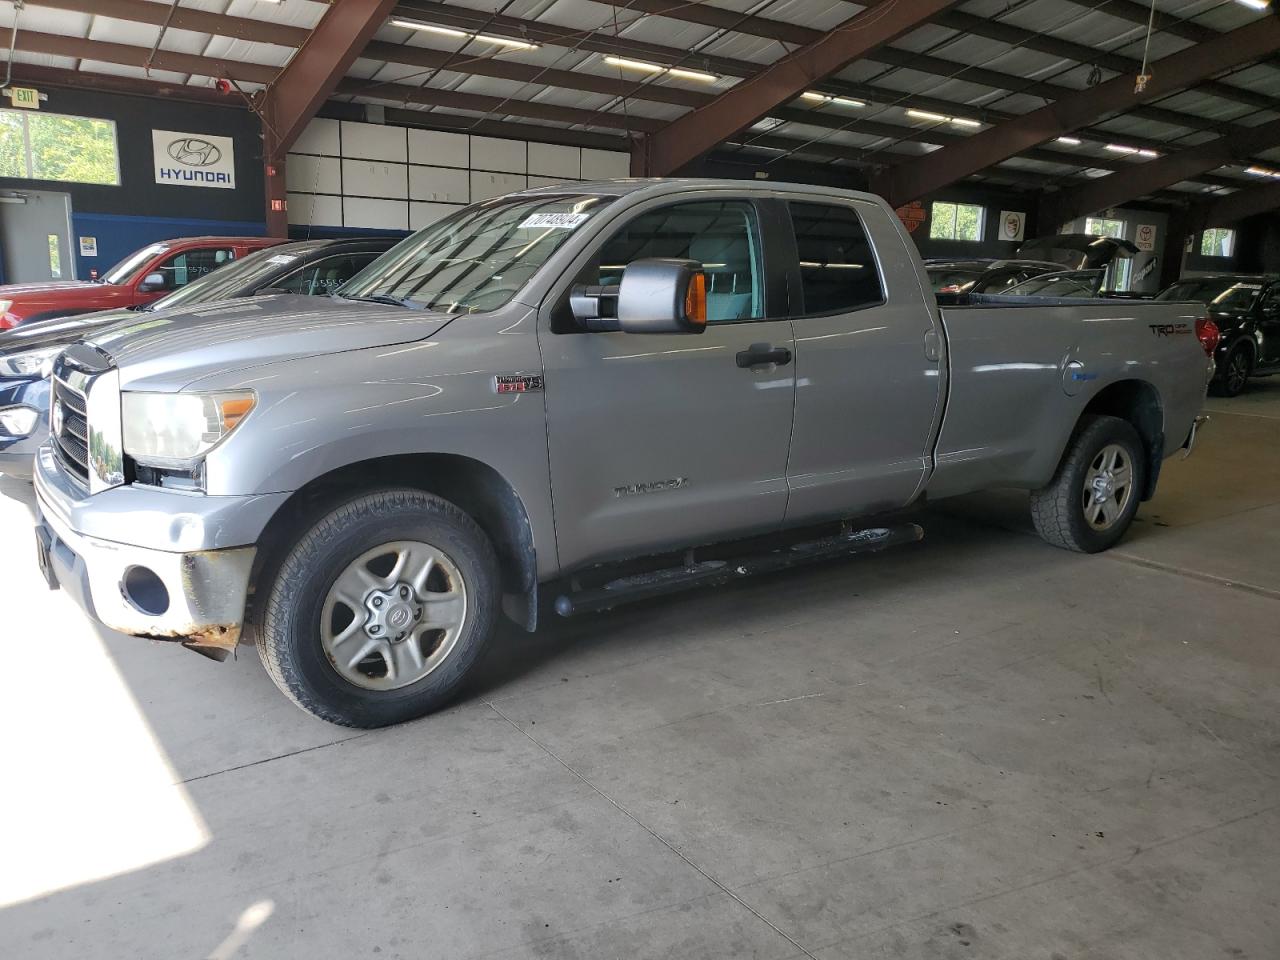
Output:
[
  {"xmin": 1155, "ymin": 274, "xmax": 1280, "ymax": 396},
  {"xmin": 924, "ymin": 258, "xmax": 1067, "ymax": 294},
  {"xmin": 0, "ymin": 236, "xmax": 400, "ymax": 479}
]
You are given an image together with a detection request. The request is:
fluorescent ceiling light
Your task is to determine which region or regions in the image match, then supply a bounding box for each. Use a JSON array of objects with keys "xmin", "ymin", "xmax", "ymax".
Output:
[
  {"xmin": 1246, "ymin": 165, "xmax": 1280, "ymax": 177},
  {"xmin": 667, "ymin": 67, "xmax": 717, "ymax": 82},
  {"xmin": 907, "ymin": 108, "xmax": 979, "ymax": 128},
  {"xmin": 475, "ymin": 33, "xmax": 539, "ymax": 50},
  {"xmin": 392, "ymin": 20, "xmax": 466, "ymax": 37},
  {"xmin": 801, "ymin": 91, "xmax": 865, "ymax": 107},
  {"xmin": 391, "ymin": 19, "xmax": 539, "ymax": 49},
  {"xmin": 1056, "ymin": 136, "xmax": 1082, "ymax": 145},
  {"xmin": 1236, "ymin": 0, "xmax": 1269, "ymax": 10},
  {"xmin": 906, "ymin": 108, "xmax": 949, "ymax": 123},
  {"xmin": 601, "ymin": 56, "xmax": 718, "ymax": 82},
  {"xmin": 1137, "ymin": 148, "xmax": 1159, "ymax": 158},
  {"xmin": 603, "ymin": 56, "xmax": 665, "ymax": 73},
  {"xmin": 1105, "ymin": 143, "xmax": 1138, "ymax": 154}
]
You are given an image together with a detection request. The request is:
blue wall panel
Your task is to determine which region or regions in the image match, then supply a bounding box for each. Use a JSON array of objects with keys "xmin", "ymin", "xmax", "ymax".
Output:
[{"xmin": 71, "ymin": 212, "xmax": 266, "ymax": 280}]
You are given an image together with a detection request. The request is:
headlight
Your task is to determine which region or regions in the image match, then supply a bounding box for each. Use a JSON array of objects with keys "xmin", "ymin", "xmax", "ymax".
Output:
[
  {"xmin": 122, "ymin": 390, "xmax": 256, "ymax": 465},
  {"xmin": 0, "ymin": 404, "xmax": 39, "ymax": 436},
  {"xmin": 0, "ymin": 300, "xmax": 12, "ymax": 314},
  {"xmin": 0, "ymin": 346, "xmax": 60, "ymax": 378}
]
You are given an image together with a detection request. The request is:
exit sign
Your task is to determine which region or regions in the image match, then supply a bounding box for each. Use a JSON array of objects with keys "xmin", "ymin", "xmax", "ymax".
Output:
[{"xmin": 6, "ymin": 87, "xmax": 40, "ymax": 109}]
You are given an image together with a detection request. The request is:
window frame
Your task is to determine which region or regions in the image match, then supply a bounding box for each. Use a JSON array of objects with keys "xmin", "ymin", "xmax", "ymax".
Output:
[
  {"xmin": 929, "ymin": 200, "xmax": 986, "ymax": 242},
  {"xmin": 0, "ymin": 108, "xmax": 120, "ymax": 186},
  {"xmin": 1085, "ymin": 216, "xmax": 1126, "ymax": 240},
  {"xmin": 784, "ymin": 198, "xmax": 888, "ymax": 320},
  {"xmin": 1200, "ymin": 227, "xmax": 1236, "ymax": 258},
  {"xmin": 549, "ymin": 194, "xmax": 790, "ymax": 332}
]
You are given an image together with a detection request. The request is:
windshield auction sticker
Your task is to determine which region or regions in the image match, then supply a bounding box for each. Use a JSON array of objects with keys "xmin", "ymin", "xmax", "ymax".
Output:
[{"xmin": 518, "ymin": 213, "xmax": 590, "ymax": 229}]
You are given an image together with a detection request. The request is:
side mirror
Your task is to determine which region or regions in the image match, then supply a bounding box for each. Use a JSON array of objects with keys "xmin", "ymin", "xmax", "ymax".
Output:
[
  {"xmin": 616, "ymin": 258, "xmax": 707, "ymax": 334},
  {"xmin": 137, "ymin": 272, "xmax": 166, "ymax": 292}
]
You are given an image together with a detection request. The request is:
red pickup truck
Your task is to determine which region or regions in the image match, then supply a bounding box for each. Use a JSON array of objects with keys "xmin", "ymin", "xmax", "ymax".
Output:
[{"xmin": 0, "ymin": 236, "xmax": 283, "ymax": 329}]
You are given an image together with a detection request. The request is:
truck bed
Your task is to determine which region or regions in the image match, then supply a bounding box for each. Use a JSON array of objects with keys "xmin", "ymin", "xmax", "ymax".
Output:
[{"xmin": 926, "ymin": 295, "xmax": 1210, "ymax": 500}]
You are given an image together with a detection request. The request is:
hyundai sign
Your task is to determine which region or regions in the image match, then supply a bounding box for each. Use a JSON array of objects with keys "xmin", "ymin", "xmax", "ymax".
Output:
[{"xmin": 152, "ymin": 130, "xmax": 236, "ymax": 189}]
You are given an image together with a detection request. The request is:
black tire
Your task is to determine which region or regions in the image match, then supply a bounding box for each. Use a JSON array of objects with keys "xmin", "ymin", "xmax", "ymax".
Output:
[
  {"xmin": 1030, "ymin": 415, "xmax": 1145, "ymax": 554},
  {"xmin": 256, "ymin": 488, "xmax": 500, "ymax": 727},
  {"xmin": 1213, "ymin": 343, "xmax": 1251, "ymax": 397}
]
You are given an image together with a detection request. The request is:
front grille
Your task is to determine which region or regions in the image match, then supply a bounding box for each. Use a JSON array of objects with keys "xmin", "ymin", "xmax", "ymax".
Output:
[{"xmin": 52, "ymin": 378, "xmax": 90, "ymax": 485}]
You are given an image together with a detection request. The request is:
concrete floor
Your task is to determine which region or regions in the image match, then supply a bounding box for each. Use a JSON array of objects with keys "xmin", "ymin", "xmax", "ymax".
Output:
[{"xmin": 1, "ymin": 384, "xmax": 1277, "ymax": 960}]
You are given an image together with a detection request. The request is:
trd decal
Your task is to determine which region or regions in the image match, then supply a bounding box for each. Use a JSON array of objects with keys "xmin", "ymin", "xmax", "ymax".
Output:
[
  {"xmin": 1148, "ymin": 323, "xmax": 1192, "ymax": 337},
  {"xmin": 613, "ymin": 477, "xmax": 689, "ymax": 498},
  {"xmin": 494, "ymin": 374, "xmax": 544, "ymax": 394}
]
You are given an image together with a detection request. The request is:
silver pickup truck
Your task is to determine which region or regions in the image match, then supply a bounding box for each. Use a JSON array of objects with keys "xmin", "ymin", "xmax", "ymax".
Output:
[{"xmin": 32, "ymin": 180, "xmax": 1216, "ymax": 727}]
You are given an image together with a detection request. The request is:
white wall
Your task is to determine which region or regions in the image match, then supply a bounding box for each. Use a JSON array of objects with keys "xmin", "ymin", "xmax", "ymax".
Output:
[{"xmin": 286, "ymin": 119, "xmax": 630, "ymax": 231}]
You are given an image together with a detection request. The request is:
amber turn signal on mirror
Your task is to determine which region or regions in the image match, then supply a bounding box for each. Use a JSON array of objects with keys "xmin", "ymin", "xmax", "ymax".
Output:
[{"xmin": 684, "ymin": 271, "xmax": 708, "ymax": 327}]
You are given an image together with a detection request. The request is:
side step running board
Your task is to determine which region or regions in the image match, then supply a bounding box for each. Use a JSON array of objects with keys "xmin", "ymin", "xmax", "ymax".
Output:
[{"xmin": 554, "ymin": 523, "xmax": 923, "ymax": 618}]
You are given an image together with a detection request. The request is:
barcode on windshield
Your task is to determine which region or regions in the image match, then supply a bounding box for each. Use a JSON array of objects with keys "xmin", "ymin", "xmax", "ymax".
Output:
[{"xmin": 518, "ymin": 213, "xmax": 589, "ymax": 229}]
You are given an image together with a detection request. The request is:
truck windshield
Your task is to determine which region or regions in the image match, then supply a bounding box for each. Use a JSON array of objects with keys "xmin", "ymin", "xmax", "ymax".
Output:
[
  {"xmin": 1157, "ymin": 278, "xmax": 1263, "ymax": 310},
  {"xmin": 101, "ymin": 244, "xmax": 169, "ymax": 285},
  {"xmin": 338, "ymin": 195, "xmax": 614, "ymax": 313}
]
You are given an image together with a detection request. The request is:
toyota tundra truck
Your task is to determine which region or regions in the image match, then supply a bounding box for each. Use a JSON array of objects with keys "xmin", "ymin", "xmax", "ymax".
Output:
[{"xmin": 32, "ymin": 180, "xmax": 1216, "ymax": 727}]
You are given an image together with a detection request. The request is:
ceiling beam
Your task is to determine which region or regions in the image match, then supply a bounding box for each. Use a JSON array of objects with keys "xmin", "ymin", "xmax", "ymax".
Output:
[
  {"xmin": 932, "ymin": 8, "xmax": 1280, "ymax": 113},
  {"xmin": 1042, "ymin": 118, "xmax": 1280, "ymax": 226},
  {"xmin": 631, "ymin": 0, "xmax": 962, "ymax": 175},
  {"xmin": 0, "ymin": 26, "xmax": 277, "ymax": 83},
  {"xmin": 259, "ymin": 0, "xmax": 400, "ymax": 158},
  {"xmin": 598, "ymin": 0, "xmax": 1271, "ymax": 128},
  {"xmin": 1189, "ymin": 180, "xmax": 1280, "ymax": 233},
  {"xmin": 65, "ymin": 0, "xmax": 1247, "ymax": 144},
  {"xmin": 873, "ymin": 17, "xmax": 1280, "ymax": 207},
  {"xmin": 5, "ymin": 62, "xmax": 244, "ymax": 106},
  {"xmin": 33, "ymin": 0, "xmax": 309, "ymax": 47}
]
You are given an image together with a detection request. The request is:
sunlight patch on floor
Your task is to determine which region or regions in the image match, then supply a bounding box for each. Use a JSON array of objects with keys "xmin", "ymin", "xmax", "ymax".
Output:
[{"xmin": 0, "ymin": 482, "xmax": 209, "ymax": 908}]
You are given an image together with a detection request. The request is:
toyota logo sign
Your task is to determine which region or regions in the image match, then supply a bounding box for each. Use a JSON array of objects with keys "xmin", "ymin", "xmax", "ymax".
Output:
[
  {"xmin": 51, "ymin": 401, "xmax": 63, "ymax": 438},
  {"xmin": 168, "ymin": 137, "xmax": 222, "ymax": 167}
]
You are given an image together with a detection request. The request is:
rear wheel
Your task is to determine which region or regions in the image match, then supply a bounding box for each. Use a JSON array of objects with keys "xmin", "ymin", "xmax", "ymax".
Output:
[
  {"xmin": 1215, "ymin": 343, "xmax": 1251, "ymax": 397},
  {"xmin": 1030, "ymin": 415, "xmax": 1145, "ymax": 553},
  {"xmin": 257, "ymin": 489, "xmax": 499, "ymax": 727}
]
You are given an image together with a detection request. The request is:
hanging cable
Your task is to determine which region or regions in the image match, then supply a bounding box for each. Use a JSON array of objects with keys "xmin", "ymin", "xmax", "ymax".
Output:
[
  {"xmin": 2, "ymin": 0, "xmax": 25, "ymax": 91},
  {"xmin": 1135, "ymin": 0, "xmax": 1158, "ymax": 93}
]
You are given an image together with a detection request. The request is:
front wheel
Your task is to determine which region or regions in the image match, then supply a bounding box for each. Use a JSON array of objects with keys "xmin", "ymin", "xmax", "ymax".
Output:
[
  {"xmin": 1030, "ymin": 415, "xmax": 1145, "ymax": 554},
  {"xmin": 257, "ymin": 489, "xmax": 500, "ymax": 727}
]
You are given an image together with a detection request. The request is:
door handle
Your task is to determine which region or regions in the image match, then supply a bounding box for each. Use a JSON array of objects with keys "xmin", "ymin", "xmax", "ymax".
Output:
[{"xmin": 736, "ymin": 343, "xmax": 793, "ymax": 368}]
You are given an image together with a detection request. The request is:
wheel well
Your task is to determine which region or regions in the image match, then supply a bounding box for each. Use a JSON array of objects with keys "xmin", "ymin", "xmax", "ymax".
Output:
[
  {"xmin": 251, "ymin": 454, "xmax": 538, "ymax": 630},
  {"xmin": 1080, "ymin": 380, "xmax": 1163, "ymax": 501}
]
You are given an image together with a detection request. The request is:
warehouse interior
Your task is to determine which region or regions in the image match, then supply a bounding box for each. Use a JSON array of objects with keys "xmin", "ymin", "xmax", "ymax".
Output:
[{"xmin": 0, "ymin": 1, "xmax": 1277, "ymax": 958}]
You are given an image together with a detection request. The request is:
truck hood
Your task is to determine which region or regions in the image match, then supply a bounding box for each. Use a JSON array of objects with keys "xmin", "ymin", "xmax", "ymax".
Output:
[
  {"xmin": 0, "ymin": 280, "xmax": 126, "ymax": 303},
  {"xmin": 85, "ymin": 294, "xmax": 458, "ymax": 391},
  {"xmin": 0, "ymin": 306, "xmax": 138, "ymax": 354}
]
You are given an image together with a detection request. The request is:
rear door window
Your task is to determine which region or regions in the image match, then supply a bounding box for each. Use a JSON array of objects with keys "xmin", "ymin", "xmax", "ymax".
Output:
[{"xmin": 789, "ymin": 202, "xmax": 884, "ymax": 315}]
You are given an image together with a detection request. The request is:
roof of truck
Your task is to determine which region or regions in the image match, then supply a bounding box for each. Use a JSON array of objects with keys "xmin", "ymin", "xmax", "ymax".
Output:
[{"xmin": 511, "ymin": 178, "xmax": 872, "ymax": 200}]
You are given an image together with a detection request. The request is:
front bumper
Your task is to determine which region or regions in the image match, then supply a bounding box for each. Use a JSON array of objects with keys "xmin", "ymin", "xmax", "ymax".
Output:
[
  {"xmin": 33, "ymin": 444, "xmax": 288, "ymax": 656},
  {"xmin": 0, "ymin": 376, "xmax": 50, "ymax": 480}
]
